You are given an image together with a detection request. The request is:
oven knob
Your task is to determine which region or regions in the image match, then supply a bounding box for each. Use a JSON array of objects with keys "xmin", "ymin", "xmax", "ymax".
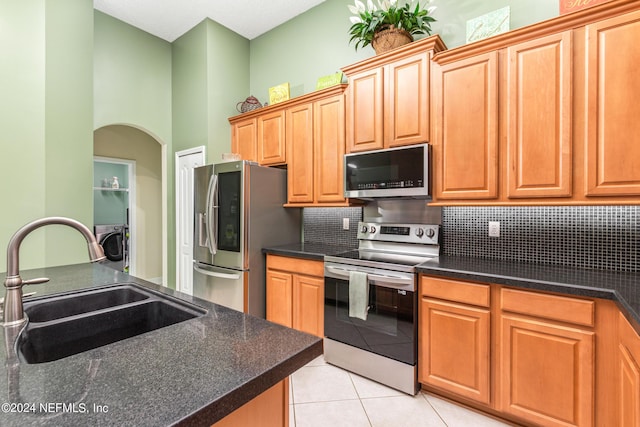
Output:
[
  {"xmin": 370, "ymin": 226, "xmax": 376, "ymax": 233},
  {"xmin": 426, "ymin": 228, "xmax": 436, "ymax": 238},
  {"xmin": 361, "ymin": 225, "xmax": 369, "ymax": 233},
  {"xmin": 415, "ymin": 228, "xmax": 424, "ymax": 237}
]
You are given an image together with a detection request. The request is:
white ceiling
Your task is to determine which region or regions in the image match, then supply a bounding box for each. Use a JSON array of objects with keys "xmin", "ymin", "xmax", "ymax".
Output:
[{"xmin": 93, "ymin": 0, "xmax": 327, "ymax": 42}]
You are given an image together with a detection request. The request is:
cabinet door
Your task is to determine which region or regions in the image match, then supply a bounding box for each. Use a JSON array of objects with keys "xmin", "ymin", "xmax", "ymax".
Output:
[
  {"xmin": 506, "ymin": 31, "xmax": 573, "ymax": 198},
  {"xmin": 266, "ymin": 269, "xmax": 293, "ymax": 328},
  {"xmin": 499, "ymin": 315, "xmax": 594, "ymax": 427},
  {"xmin": 433, "ymin": 52, "xmax": 499, "ymax": 200},
  {"xmin": 286, "ymin": 102, "xmax": 314, "ymax": 204},
  {"xmin": 419, "ymin": 297, "xmax": 490, "ymax": 405},
  {"xmin": 314, "ymin": 94, "xmax": 346, "ymax": 204},
  {"xmin": 232, "ymin": 118, "xmax": 257, "ymax": 162},
  {"xmin": 346, "ymin": 67, "xmax": 384, "ymax": 152},
  {"xmin": 386, "ymin": 52, "xmax": 430, "ymax": 147},
  {"xmin": 585, "ymin": 10, "xmax": 640, "ymax": 196},
  {"xmin": 258, "ymin": 110, "xmax": 286, "ymax": 165},
  {"xmin": 293, "ymin": 274, "xmax": 324, "ymax": 337},
  {"xmin": 619, "ymin": 313, "xmax": 640, "ymax": 427}
]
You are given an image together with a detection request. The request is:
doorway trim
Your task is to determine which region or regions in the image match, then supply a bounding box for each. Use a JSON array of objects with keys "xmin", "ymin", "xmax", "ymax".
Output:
[
  {"xmin": 175, "ymin": 146, "xmax": 206, "ymax": 294},
  {"xmin": 93, "ymin": 156, "xmax": 137, "ymax": 275}
]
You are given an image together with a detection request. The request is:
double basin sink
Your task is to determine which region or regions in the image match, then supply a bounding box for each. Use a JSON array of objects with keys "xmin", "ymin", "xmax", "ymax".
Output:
[{"xmin": 17, "ymin": 284, "xmax": 206, "ymax": 364}]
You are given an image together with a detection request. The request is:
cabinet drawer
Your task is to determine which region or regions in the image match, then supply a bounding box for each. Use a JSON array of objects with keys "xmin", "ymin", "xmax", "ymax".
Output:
[
  {"xmin": 421, "ymin": 276, "xmax": 490, "ymax": 307},
  {"xmin": 266, "ymin": 255, "xmax": 324, "ymax": 277},
  {"xmin": 501, "ymin": 288, "xmax": 594, "ymax": 327}
]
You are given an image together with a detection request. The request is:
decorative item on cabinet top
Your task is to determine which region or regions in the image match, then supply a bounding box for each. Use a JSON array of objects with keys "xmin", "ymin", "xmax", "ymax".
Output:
[
  {"xmin": 347, "ymin": 0, "xmax": 437, "ymax": 55},
  {"xmin": 268, "ymin": 82, "xmax": 290, "ymax": 105},
  {"xmin": 236, "ymin": 96, "xmax": 263, "ymax": 113}
]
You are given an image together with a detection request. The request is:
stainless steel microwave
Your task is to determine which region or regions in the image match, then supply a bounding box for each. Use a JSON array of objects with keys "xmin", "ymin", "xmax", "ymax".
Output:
[{"xmin": 344, "ymin": 143, "xmax": 431, "ymax": 199}]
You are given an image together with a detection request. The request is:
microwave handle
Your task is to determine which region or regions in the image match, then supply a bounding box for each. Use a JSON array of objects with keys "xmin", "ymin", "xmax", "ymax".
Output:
[
  {"xmin": 205, "ymin": 173, "xmax": 218, "ymax": 255},
  {"xmin": 325, "ymin": 266, "xmax": 414, "ymax": 288}
]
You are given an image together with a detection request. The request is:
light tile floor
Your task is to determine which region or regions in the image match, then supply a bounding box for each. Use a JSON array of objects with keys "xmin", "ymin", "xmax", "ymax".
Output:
[{"xmin": 289, "ymin": 356, "xmax": 515, "ymax": 427}]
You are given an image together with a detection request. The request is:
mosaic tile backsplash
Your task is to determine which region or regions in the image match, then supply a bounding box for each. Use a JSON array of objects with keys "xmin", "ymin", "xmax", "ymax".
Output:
[
  {"xmin": 442, "ymin": 206, "xmax": 639, "ymax": 272},
  {"xmin": 303, "ymin": 205, "xmax": 639, "ymax": 272},
  {"xmin": 303, "ymin": 207, "xmax": 362, "ymax": 248}
]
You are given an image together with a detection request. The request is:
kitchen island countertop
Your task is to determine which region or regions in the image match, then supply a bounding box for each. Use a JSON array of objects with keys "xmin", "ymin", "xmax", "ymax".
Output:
[{"xmin": 0, "ymin": 263, "xmax": 322, "ymax": 427}]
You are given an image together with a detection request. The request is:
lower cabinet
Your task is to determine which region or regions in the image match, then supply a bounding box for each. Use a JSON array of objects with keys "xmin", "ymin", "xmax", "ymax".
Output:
[
  {"xmin": 266, "ymin": 255, "xmax": 324, "ymax": 337},
  {"xmin": 419, "ymin": 277, "xmax": 491, "ymax": 405},
  {"xmin": 419, "ymin": 275, "xmax": 602, "ymax": 427},
  {"xmin": 619, "ymin": 312, "xmax": 640, "ymax": 427},
  {"xmin": 213, "ymin": 378, "xmax": 288, "ymax": 427}
]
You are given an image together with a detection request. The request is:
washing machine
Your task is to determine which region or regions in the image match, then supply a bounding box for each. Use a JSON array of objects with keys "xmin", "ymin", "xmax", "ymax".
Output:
[{"xmin": 94, "ymin": 224, "xmax": 128, "ymax": 271}]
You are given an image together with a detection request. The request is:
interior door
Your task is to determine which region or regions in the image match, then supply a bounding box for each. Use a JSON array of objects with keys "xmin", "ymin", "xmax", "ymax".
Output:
[{"xmin": 176, "ymin": 147, "xmax": 206, "ymax": 295}]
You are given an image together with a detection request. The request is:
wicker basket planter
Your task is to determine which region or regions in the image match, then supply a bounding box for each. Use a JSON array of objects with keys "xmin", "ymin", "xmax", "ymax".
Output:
[{"xmin": 371, "ymin": 26, "xmax": 413, "ymax": 54}]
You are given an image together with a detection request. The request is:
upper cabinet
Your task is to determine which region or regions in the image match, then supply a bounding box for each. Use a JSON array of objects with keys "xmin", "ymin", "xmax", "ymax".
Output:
[
  {"xmin": 342, "ymin": 35, "xmax": 446, "ymax": 153},
  {"xmin": 430, "ymin": 2, "xmax": 640, "ymax": 205},
  {"xmin": 229, "ymin": 85, "xmax": 351, "ymax": 207},
  {"xmin": 432, "ymin": 51, "xmax": 499, "ymax": 201},
  {"xmin": 584, "ymin": 10, "xmax": 640, "ymax": 197}
]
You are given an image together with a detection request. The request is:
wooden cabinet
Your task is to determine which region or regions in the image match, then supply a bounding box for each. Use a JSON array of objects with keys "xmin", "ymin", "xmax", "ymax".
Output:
[
  {"xmin": 419, "ymin": 277, "xmax": 491, "ymax": 405},
  {"xmin": 230, "ymin": 109, "xmax": 285, "ymax": 166},
  {"xmin": 432, "ymin": 51, "xmax": 499, "ymax": 201},
  {"xmin": 584, "ymin": 10, "xmax": 640, "ymax": 197},
  {"xmin": 498, "ymin": 288, "xmax": 595, "ymax": 427},
  {"xmin": 418, "ymin": 274, "xmax": 616, "ymax": 426},
  {"xmin": 213, "ymin": 378, "xmax": 288, "ymax": 427},
  {"xmin": 229, "ymin": 107, "xmax": 285, "ymax": 167},
  {"xmin": 266, "ymin": 255, "xmax": 324, "ymax": 337},
  {"xmin": 618, "ymin": 312, "xmax": 640, "ymax": 426},
  {"xmin": 429, "ymin": 3, "xmax": 640, "ymax": 205},
  {"xmin": 314, "ymin": 93, "xmax": 346, "ymax": 204},
  {"xmin": 343, "ymin": 35, "xmax": 445, "ymax": 153},
  {"xmin": 286, "ymin": 87, "xmax": 348, "ymax": 206},
  {"xmin": 257, "ymin": 109, "xmax": 286, "ymax": 165},
  {"xmin": 506, "ymin": 31, "xmax": 573, "ymax": 199},
  {"xmin": 231, "ymin": 117, "xmax": 257, "ymax": 163}
]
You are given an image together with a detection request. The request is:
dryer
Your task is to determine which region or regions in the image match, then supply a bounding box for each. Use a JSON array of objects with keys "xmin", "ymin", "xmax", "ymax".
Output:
[{"xmin": 94, "ymin": 224, "xmax": 128, "ymax": 271}]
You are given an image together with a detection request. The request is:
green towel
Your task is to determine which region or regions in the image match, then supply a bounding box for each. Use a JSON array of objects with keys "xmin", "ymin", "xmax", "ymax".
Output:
[{"xmin": 349, "ymin": 271, "xmax": 369, "ymax": 320}]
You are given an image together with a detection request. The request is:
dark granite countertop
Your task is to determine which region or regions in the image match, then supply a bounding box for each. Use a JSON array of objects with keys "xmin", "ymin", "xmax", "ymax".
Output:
[
  {"xmin": 263, "ymin": 242, "xmax": 352, "ymax": 260},
  {"xmin": 0, "ymin": 263, "xmax": 322, "ymax": 427},
  {"xmin": 418, "ymin": 255, "xmax": 640, "ymax": 330}
]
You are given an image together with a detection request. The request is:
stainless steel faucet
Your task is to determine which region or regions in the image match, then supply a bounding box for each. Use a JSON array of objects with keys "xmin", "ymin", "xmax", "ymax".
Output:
[{"xmin": 2, "ymin": 217, "xmax": 106, "ymax": 326}]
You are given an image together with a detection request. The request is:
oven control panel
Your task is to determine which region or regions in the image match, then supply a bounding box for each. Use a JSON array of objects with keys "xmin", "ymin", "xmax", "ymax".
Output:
[{"xmin": 357, "ymin": 222, "xmax": 439, "ymax": 245}]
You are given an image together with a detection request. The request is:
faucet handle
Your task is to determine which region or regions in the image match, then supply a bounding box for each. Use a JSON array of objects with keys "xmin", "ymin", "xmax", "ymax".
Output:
[{"xmin": 22, "ymin": 277, "xmax": 49, "ymax": 286}]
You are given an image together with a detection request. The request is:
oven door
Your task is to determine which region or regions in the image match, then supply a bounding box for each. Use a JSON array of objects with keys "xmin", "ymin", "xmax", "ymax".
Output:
[{"xmin": 324, "ymin": 262, "xmax": 417, "ymax": 365}]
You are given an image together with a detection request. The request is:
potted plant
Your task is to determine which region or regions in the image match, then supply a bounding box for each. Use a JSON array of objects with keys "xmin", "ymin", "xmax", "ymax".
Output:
[{"xmin": 348, "ymin": 0, "xmax": 437, "ymax": 54}]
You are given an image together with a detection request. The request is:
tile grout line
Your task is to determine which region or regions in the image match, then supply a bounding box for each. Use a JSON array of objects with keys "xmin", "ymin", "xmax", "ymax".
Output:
[
  {"xmin": 421, "ymin": 392, "xmax": 449, "ymax": 427},
  {"xmin": 347, "ymin": 371, "xmax": 374, "ymax": 427}
]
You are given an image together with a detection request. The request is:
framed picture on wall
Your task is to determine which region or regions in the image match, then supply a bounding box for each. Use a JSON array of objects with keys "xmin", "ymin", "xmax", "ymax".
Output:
[{"xmin": 559, "ymin": 0, "xmax": 610, "ymax": 14}]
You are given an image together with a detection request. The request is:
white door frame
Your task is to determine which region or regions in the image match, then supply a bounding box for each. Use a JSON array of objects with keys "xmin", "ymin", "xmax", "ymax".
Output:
[
  {"xmin": 93, "ymin": 156, "xmax": 137, "ymax": 276},
  {"xmin": 175, "ymin": 146, "xmax": 206, "ymax": 294}
]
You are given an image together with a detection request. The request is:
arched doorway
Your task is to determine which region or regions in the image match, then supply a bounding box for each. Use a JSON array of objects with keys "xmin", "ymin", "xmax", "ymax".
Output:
[{"xmin": 94, "ymin": 125, "xmax": 164, "ymax": 284}]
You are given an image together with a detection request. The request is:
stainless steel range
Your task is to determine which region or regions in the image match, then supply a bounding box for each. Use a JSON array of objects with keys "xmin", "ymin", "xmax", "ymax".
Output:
[{"xmin": 324, "ymin": 220, "xmax": 440, "ymax": 395}]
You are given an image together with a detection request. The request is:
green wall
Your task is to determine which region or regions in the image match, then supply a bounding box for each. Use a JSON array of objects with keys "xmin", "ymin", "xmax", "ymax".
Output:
[
  {"xmin": 249, "ymin": 0, "xmax": 558, "ymax": 101},
  {"xmin": 172, "ymin": 19, "xmax": 250, "ymax": 162},
  {"xmin": 0, "ymin": 0, "xmax": 93, "ymax": 273}
]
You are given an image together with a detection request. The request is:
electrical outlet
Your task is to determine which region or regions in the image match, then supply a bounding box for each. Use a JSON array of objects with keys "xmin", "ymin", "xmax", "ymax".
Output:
[
  {"xmin": 342, "ymin": 218, "xmax": 350, "ymax": 230},
  {"xmin": 488, "ymin": 221, "xmax": 500, "ymax": 237}
]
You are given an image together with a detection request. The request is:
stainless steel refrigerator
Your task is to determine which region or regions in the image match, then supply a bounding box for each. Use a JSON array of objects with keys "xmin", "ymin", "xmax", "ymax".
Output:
[{"xmin": 192, "ymin": 160, "xmax": 301, "ymax": 318}]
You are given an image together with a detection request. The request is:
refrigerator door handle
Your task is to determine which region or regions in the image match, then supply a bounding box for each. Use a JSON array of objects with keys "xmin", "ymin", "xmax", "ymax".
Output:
[
  {"xmin": 193, "ymin": 263, "xmax": 242, "ymax": 280},
  {"xmin": 205, "ymin": 173, "xmax": 218, "ymax": 255}
]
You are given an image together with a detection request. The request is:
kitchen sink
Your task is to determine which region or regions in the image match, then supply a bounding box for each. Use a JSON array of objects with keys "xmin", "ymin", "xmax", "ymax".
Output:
[{"xmin": 17, "ymin": 284, "xmax": 206, "ymax": 364}]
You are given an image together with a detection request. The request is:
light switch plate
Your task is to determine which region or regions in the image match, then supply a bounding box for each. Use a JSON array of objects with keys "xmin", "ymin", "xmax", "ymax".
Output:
[
  {"xmin": 343, "ymin": 218, "xmax": 349, "ymax": 230},
  {"xmin": 488, "ymin": 221, "xmax": 500, "ymax": 237}
]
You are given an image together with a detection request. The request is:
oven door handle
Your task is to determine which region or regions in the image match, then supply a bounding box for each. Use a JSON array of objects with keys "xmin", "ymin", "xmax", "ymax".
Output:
[{"xmin": 325, "ymin": 266, "xmax": 414, "ymax": 288}]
